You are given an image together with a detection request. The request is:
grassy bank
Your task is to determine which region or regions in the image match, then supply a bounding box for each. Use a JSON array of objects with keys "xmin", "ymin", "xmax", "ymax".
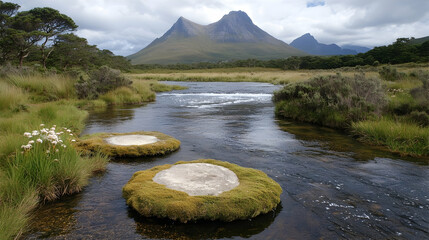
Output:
[
  {"xmin": 352, "ymin": 118, "xmax": 429, "ymax": 156},
  {"xmin": 0, "ymin": 69, "xmax": 182, "ymax": 239},
  {"xmin": 128, "ymin": 67, "xmax": 381, "ymax": 85},
  {"xmin": 273, "ymin": 66, "xmax": 429, "ymax": 157}
]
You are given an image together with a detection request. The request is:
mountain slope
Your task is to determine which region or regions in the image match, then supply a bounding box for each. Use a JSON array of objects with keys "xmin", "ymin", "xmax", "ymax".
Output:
[
  {"xmin": 408, "ymin": 36, "xmax": 429, "ymax": 45},
  {"xmin": 128, "ymin": 11, "xmax": 306, "ymax": 64},
  {"xmin": 341, "ymin": 44, "xmax": 371, "ymax": 53},
  {"xmin": 290, "ymin": 33, "xmax": 361, "ymax": 55}
]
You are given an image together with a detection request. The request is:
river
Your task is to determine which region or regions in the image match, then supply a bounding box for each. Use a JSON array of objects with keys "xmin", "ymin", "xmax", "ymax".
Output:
[{"xmin": 26, "ymin": 82, "xmax": 429, "ymax": 239}]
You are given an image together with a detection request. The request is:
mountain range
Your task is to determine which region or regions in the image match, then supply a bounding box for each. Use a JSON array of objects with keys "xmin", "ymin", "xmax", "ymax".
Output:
[
  {"xmin": 128, "ymin": 11, "xmax": 306, "ymax": 64},
  {"xmin": 290, "ymin": 33, "xmax": 371, "ymax": 56}
]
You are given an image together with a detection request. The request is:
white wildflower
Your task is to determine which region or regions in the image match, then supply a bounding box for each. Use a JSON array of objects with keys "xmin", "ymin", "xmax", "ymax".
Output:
[
  {"xmin": 69, "ymin": 133, "xmax": 73, "ymax": 136},
  {"xmin": 46, "ymin": 150, "xmax": 50, "ymax": 154},
  {"xmin": 40, "ymin": 128, "xmax": 48, "ymax": 134},
  {"xmin": 36, "ymin": 139, "xmax": 43, "ymax": 143},
  {"xmin": 53, "ymin": 159, "xmax": 59, "ymax": 162},
  {"xmin": 40, "ymin": 123, "xmax": 45, "ymax": 127},
  {"xmin": 66, "ymin": 129, "xmax": 72, "ymax": 133},
  {"xmin": 71, "ymin": 139, "xmax": 76, "ymax": 142},
  {"xmin": 55, "ymin": 149, "xmax": 59, "ymax": 153},
  {"xmin": 52, "ymin": 140, "xmax": 58, "ymax": 145},
  {"xmin": 28, "ymin": 140, "xmax": 34, "ymax": 144},
  {"xmin": 58, "ymin": 139, "xmax": 63, "ymax": 143},
  {"xmin": 23, "ymin": 132, "xmax": 32, "ymax": 138},
  {"xmin": 53, "ymin": 125, "xmax": 56, "ymax": 128},
  {"xmin": 32, "ymin": 130, "xmax": 39, "ymax": 136},
  {"xmin": 62, "ymin": 144, "xmax": 66, "ymax": 148}
]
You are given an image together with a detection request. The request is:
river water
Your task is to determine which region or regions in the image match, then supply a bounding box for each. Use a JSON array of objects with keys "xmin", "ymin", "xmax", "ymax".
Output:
[{"xmin": 26, "ymin": 82, "xmax": 428, "ymax": 239}]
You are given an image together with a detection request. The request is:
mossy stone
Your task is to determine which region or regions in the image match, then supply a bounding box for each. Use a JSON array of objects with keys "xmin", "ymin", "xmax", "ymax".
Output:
[
  {"xmin": 122, "ymin": 159, "xmax": 282, "ymax": 223},
  {"xmin": 76, "ymin": 131, "xmax": 180, "ymax": 157}
]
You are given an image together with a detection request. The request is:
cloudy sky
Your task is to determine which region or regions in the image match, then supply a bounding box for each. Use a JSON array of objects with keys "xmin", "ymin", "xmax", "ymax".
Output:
[{"xmin": 11, "ymin": 0, "xmax": 429, "ymax": 56}]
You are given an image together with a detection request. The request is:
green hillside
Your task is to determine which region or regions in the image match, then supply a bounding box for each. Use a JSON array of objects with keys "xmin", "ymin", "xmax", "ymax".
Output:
[
  {"xmin": 128, "ymin": 36, "xmax": 305, "ymax": 64},
  {"xmin": 409, "ymin": 36, "xmax": 429, "ymax": 45}
]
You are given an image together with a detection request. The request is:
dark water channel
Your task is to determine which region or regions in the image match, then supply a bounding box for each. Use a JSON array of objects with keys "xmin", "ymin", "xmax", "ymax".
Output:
[{"xmin": 26, "ymin": 82, "xmax": 428, "ymax": 239}]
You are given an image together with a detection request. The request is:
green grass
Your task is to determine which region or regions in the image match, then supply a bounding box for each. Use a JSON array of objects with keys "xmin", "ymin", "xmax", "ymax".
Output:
[
  {"xmin": 6, "ymin": 73, "xmax": 77, "ymax": 102},
  {"xmin": 0, "ymin": 81, "xmax": 28, "ymax": 112},
  {"xmin": 352, "ymin": 118, "xmax": 429, "ymax": 156},
  {"xmin": 0, "ymin": 69, "xmax": 184, "ymax": 239},
  {"xmin": 123, "ymin": 159, "xmax": 282, "ymax": 223}
]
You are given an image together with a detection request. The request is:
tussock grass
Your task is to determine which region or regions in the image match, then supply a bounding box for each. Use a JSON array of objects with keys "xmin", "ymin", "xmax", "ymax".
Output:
[
  {"xmin": 0, "ymin": 172, "xmax": 38, "ymax": 240},
  {"xmin": 352, "ymin": 118, "xmax": 429, "ymax": 157},
  {"xmin": 77, "ymin": 131, "xmax": 181, "ymax": 157},
  {"xmin": 123, "ymin": 159, "xmax": 282, "ymax": 223},
  {"xmin": 7, "ymin": 73, "xmax": 76, "ymax": 102},
  {"xmin": 0, "ymin": 70, "xmax": 181, "ymax": 238},
  {"xmin": 0, "ymin": 81, "xmax": 28, "ymax": 112},
  {"xmin": 100, "ymin": 87, "xmax": 147, "ymax": 105}
]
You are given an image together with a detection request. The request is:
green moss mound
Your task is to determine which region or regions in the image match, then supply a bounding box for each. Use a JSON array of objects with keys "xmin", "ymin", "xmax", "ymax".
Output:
[
  {"xmin": 122, "ymin": 159, "xmax": 282, "ymax": 223},
  {"xmin": 77, "ymin": 131, "xmax": 180, "ymax": 157}
]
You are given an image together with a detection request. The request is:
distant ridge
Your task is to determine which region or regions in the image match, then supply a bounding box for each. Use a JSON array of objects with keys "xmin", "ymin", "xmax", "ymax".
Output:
[
  {"xmin": 290, "ymin": 33, "xmax": 369, "ymax": 55},
  {"xmin": 128, "ymin": 11, "xmax": 306, "ymax": 64}
]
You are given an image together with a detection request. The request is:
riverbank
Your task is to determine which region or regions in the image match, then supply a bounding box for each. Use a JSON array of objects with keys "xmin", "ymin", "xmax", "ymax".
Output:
[
  {"xmin": 0, "ymin": 70, "xmax": 184, "ymax": 239},
  {"xmin": 273, "ymin": 66, "xmax": 429, "ymax": 158},
  {"xmin": 131, "ymin": 64, "xmax": 429, "ymax": 158}
]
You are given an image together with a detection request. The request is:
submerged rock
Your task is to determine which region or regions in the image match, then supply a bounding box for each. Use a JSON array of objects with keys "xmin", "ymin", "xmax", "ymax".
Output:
[{"xmin": 153, "ymin": 163, "xmax": 240, "ymax": 196}]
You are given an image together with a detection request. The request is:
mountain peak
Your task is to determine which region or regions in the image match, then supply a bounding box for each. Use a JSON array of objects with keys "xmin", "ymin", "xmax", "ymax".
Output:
[
  {"xmin": 128, "ymin": 11, "xmax": 307, "ymax": 64},
  {"xmin": 290, "ymin": 33, "xmax": 359, "ymax": 55},
  {"xmin": 220, "ymin": 10, "xmax": 253, "ymax": 24},
  {"xmin": 164, "ymin": 16, "xmax": 204, "ymax": 38}
]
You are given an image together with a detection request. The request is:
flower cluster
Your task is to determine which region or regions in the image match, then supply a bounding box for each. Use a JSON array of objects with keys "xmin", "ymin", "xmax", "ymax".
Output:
[
  {"xmin": 21, "ymin": 124, "xmax": 76, "ymax": 155},
  {"xmin": 387, "ymin": 88, "xmax": 405, "ymax": 98}
]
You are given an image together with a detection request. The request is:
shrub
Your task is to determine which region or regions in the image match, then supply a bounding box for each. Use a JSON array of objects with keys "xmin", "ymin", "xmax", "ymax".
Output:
[
  {"xmin": 273, "ymin": 73, "xmax": 386, "ymax": 128},
  {"xmin": 75, "ymin": 66, "xmax": 132, "ymax": 99},
  {"xmin": 409, "ymin": 111, "xmax": 429, "ymax": 127},
  {"xmin": 378, "ymin": 65, "xmax": 406, "ymax": 81}
]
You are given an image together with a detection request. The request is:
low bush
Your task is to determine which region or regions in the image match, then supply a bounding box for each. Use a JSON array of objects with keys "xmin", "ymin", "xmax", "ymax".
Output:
[
  {"xmin": 273, "ymin": 73, "xmax": 386, "ymax": 128},
  {"xmin": 75, "ymin": 66, "xmax": 132, "ymax": 99},
  {"xmin": 379, "ymin": 65, "xmax": 406, "ymax": 81}
]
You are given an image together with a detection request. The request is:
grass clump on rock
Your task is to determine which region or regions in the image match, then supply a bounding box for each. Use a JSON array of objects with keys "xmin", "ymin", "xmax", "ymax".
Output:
[
  {"xmin": 77, "ymin": 131, "xmax": 181, "ymax": 157},
  {"xmin": 122, "ymin": 159, "xmax": 282, "ymax": 223}
]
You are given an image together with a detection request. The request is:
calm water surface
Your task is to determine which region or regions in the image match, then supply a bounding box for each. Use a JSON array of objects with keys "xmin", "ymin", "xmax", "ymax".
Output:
[{"xmin": 26, "ymin": 82, "xmax": 429, "ymax": 239}]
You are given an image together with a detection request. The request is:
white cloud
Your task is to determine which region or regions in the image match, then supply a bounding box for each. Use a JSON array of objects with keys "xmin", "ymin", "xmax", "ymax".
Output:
[{"xmin": 10, "ymin": 0, "xmax": 429, "ymax": 56}]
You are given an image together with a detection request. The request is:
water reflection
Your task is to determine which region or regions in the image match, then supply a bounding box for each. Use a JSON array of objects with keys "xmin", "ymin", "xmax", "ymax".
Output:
[
  {"xmin": 277, "ymin": 120, "xmax": 428, "ymax": 164},
  {"xmin": 131, "ymin": 204, "xmax": 282, "ymax": 239},
  {"xmin": 81, "ymin": 104, "xmax": 144, "ymax": 135}
]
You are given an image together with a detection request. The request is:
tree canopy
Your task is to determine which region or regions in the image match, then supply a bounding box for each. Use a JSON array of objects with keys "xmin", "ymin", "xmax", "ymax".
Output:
[{"xmin": 0, "ymin": 1, "xmax": 131, "ymax": 71}]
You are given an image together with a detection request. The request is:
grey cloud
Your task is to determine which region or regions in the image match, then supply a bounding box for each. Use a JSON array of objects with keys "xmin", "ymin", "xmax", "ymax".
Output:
[{"xmin": 10, "ymin": 0, "xmax": 429, "ymax": 56}]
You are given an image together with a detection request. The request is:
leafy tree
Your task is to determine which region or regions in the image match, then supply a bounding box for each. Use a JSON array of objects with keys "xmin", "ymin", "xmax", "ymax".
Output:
[
  {"xmin": 8, "ymin": 11, "xmax": 44, "ymax": 66},
  {"xmin": 49, "ymin": 33, "xmax": 97, "ymax": 70},
  {"xmin": 28, "ymin": 7, "xmax": 77, "ymax": 68},
  {"xmin": 0, "ymin": 0, "xmax": 20, "ymax": 62}
]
